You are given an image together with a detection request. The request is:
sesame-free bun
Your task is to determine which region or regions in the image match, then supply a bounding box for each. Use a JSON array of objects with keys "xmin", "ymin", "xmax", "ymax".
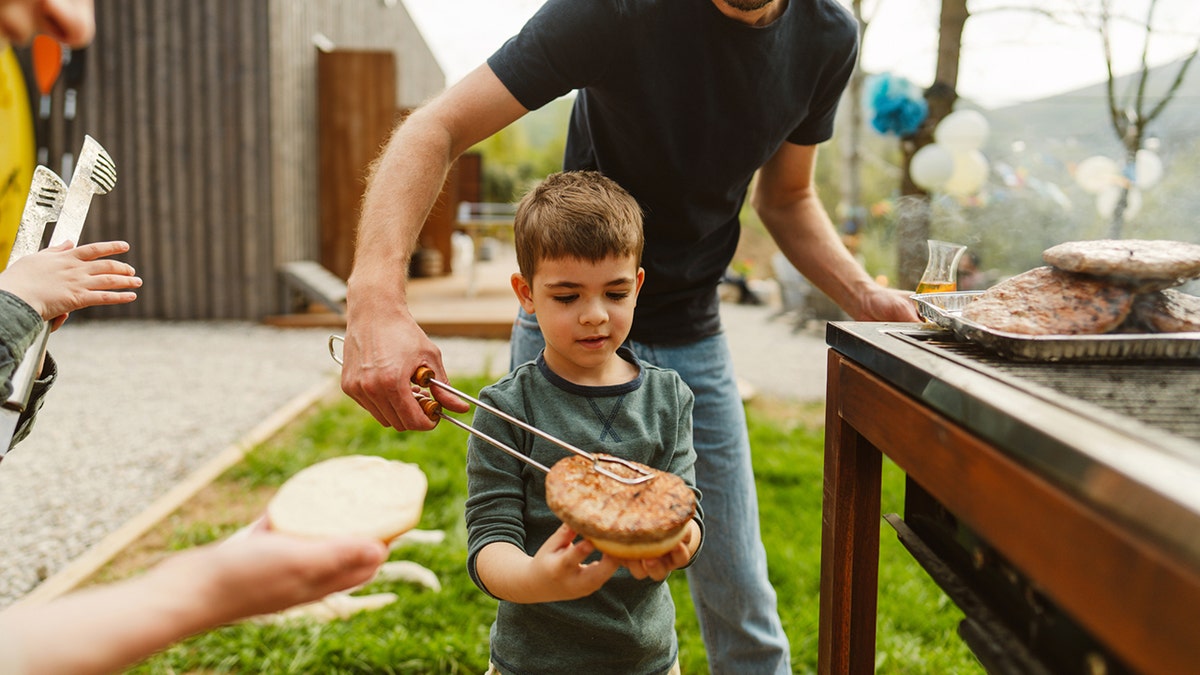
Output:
[{"xmin": 267, "ymin": 455, "xmax": 427, "ymax": 543}]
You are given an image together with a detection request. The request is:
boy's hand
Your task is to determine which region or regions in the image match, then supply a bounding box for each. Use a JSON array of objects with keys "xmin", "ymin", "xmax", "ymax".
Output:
[
  {"xmin": 613, "ymin": 524, "xmax": 699, "ymax": 582},
  {"xmin": 0, "ymin": 240, "xmax": 140, "ymax": 324},
  {"xmin": 526, "ymin": 524, "xmax": 619, "ymax": 602}
]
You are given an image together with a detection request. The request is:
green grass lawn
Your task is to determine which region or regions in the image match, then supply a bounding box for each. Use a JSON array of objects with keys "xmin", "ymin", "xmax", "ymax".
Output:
[{"xmin": 125, "ymin": 376, "xmax": 982, "ymax": 674}]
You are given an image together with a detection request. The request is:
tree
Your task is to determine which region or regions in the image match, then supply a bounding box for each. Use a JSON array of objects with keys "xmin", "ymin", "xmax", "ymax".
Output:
[
  {"xmin": 1092, "ymin": 0, "xmax": 1199, "ymax": 236},
  {"xmin": 838, "ymin": 0, "xmax": 873, "ymax": 240},
  {"xmin": 895, "ymin": 0, "xmax": 969, "ymax": 289}
]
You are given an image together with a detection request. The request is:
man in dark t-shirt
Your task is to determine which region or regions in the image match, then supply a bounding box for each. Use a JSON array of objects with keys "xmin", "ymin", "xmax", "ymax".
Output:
[{"xmin": 341, "ymin": 1, "xmax": 919, "ymax": 672}]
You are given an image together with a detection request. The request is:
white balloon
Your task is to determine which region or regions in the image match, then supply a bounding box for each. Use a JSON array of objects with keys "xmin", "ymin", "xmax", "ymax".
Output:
[
  {"xmin": 910, "ymin": 143, "xmax": 955, "ymax": 191},
  {"xmin": 1135, "ymin": 149, "xmax": 1163, "ymax": 189},
  {"xmin": 1075, "ymin": 155, "xmax": 1119, "ymax": 193},
  {"xmin": 943, "ymin": 150, "xmax": 989, "ymax": 197},
  {"xmin": 1096, "ymin": 185, "xmax": 1142, "ymax": 219},
  {"xmin": 934, "ymin": 110, "xmax": 990, "ymax": 151}
]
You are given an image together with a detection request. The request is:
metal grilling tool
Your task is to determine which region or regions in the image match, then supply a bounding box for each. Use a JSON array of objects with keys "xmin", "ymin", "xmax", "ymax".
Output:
[
  {"xmin": 49, "ymin": 135, "xmax": 116, "ymax": 247},
  {"xmin": 0, "ymin": 167, "xmax": 68, "ymax": 457},
  {"xmin": 7, "ymin": 166, "xmax": 66, "ymax": 265},
  {"xmin": 0, "ymin": 137, "xmax": 117, "ymax": 458},
  {"xmin": 328, "ymin": 335, "xmax": 654, "ymax": 485}
]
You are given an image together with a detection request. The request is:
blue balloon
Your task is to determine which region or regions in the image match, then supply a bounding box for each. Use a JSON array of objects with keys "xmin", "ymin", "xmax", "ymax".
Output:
[{"xmin": 863, "ymin": 72, "xmax": 929, "ymax": 137}]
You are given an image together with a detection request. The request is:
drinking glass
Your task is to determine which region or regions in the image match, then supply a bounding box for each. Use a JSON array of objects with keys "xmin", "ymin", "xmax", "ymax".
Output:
[{"xmin": 915, "ymin": 240, "xmax": 968, "ymax": 294}]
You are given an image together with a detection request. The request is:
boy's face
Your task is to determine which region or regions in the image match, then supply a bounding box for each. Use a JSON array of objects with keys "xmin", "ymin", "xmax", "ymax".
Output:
[{"xmin": 511, "ymin": 254, "xmax": 644, "ymax": 385}]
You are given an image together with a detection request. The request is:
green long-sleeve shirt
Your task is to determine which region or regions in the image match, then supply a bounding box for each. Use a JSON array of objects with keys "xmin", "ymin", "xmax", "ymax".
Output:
[
  {"xmin": 465, "ymin": 348, "xmax": 701, "ymax": 675},
  {"xmin": 0, "ymin": 290, "xmax": 56, "ymax": 449}
]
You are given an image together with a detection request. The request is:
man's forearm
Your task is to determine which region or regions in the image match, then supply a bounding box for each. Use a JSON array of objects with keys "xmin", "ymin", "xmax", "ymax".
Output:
[
  {"xmin": 757, "ymin": 191, "xmax": 878, "ymax": 317},
  {"xmin": 346, "ymin": 112, "xmax": 457, "ymax": 313}
]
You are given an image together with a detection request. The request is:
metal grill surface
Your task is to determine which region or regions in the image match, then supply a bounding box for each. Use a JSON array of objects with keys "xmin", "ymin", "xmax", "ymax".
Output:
[{"xmin": 914, "ymin": 335, "xmax": 1200, "ymax": 444}]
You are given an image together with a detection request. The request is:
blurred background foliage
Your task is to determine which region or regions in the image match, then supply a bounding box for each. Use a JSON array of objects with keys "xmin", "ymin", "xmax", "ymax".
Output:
[{"xmin": 467, "ymin": 58, "xmax": 1200, "ymax": 294}]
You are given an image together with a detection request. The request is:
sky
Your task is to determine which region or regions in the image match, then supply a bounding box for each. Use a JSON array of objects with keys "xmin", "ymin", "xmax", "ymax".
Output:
[{"xmin": 401, "ymin": 0, "xmax": 1200, "ymax": 109}]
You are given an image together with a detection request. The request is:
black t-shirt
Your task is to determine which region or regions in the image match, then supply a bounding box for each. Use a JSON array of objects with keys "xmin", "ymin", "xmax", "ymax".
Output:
[{"xmin": 489, "ymin": 0, "xmax": 858, "ymax": 344}]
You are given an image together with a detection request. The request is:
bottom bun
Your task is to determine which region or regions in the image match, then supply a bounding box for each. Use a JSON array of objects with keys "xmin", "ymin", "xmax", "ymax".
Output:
[
  {"xmin": 588, "ymin": 524, "xmax": 689, "ymax": 560},
  {"xmin": 267, "ymin": 455, "xmax": 427, "ymax": 543}
]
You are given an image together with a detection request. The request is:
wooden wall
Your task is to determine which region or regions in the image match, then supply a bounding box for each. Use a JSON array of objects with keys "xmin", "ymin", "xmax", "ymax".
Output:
[
  {"xmin": 63, "ymin": 0, "xmax": 444, "ymax": 320},
  {"xmin": 266, "ymin": 0, "xmax": 445, "ymax": 290},
  {"xmin": 316, "ymin": 50, "xmax": 397, "ymax": 281}
]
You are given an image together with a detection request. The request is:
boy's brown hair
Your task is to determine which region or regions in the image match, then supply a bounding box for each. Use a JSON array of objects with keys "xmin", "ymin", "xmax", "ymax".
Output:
[{"xmin": 513, "ymin": 171, "xmax": 644, "ymax": 279}]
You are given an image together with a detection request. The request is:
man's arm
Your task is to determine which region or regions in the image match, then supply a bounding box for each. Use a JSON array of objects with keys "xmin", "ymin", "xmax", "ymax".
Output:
[
  {"xmin": 342, "ymin": 64, "xmax": 528, "ymax": 430},
  {"xmin": 751, "ymin": 142, "xmax": 919, "ymax": 322}
]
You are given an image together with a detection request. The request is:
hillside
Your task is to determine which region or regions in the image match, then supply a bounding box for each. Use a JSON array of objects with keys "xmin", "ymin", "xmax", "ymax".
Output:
[{"xmin": 983, "ymin": 55, "xmax": 1200, "ymax": 160}]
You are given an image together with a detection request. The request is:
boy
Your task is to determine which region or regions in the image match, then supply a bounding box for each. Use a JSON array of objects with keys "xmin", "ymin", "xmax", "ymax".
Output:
[{"xmin": 464, "ymin": 171, "xmax": 703, "ymax": 675}]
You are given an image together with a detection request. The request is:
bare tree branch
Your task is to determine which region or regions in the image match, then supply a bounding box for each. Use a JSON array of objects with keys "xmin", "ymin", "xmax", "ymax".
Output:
[
  {"xmin": 1144, "ymin": 44, "xmax": 1200, "ymax": 124},
  {"xmin": 1100, "ymin": 0, "xmax": 1124, "ymax": 141}
]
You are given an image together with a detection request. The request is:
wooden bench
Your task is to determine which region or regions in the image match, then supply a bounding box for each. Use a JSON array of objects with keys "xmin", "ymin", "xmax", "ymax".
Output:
[{"xmin": 279, "ymin": 260, "xmax": 347, "ymax": 316}]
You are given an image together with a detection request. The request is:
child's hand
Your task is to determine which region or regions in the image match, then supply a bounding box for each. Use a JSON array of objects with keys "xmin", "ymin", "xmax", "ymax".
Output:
[
  {"xmin": 0, "ymin": 240, "xmax": 141, "ymax": 326},
  {"xmin": 527, "ymin": 523, "xmax": 620, "ymax": 602},
  {"xmin": 614, "ymin": 523, "xmax": 699, "ymax": 582}
]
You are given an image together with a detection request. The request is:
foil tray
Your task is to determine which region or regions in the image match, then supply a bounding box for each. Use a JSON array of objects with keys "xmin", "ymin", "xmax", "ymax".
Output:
[{"xmin": 911, "ymin": 291, "xmax": 1200, "ymax": 362}]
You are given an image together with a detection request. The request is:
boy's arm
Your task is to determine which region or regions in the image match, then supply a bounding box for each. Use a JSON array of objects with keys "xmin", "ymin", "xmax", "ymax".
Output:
[{"xmin": 476, "ymin": 525, "xmax": 619, "ymax": 604}]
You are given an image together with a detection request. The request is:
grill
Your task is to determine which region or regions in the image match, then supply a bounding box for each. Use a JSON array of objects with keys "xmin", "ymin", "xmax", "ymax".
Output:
[
  {"xmin": 819, "ymin": 321, "xmax": 1200, "ymax": 675},
  {"xmin": 900, "ymin": 331, "xmax": 1200, "ymax": 444}
]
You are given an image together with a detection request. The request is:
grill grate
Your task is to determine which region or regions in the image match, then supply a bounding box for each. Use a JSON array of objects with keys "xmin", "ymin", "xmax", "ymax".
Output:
[{"xmin": 917, "ymin": 337, "xmax": 1200, "ymax": 444}]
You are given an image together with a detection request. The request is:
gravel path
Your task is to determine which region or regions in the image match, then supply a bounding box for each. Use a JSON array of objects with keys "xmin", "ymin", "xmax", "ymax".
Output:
[{"xmin": 0, "ymin": 305, "xmax": 825, "ymax": 607}]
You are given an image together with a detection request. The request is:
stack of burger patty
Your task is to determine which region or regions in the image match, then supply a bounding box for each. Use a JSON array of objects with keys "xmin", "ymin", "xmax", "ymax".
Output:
[{"xmin": 961, "ymin": 239, "xmax": 1200, "ymax": 335}]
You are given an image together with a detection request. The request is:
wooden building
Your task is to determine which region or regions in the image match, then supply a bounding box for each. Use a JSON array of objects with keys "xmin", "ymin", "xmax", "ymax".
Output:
[{"xmin": 46, "ymin": 0, "xmax": 446, "ymax": 320}]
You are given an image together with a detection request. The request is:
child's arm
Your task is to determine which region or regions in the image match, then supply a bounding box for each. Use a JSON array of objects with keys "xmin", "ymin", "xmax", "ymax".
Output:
[
  {"xmin": 613, "ymin": 518, "xmax": 702, "ymax": 582},
  {"xmin": 475, "ymin": 523, "xmax": 620, "ymax": 603}
]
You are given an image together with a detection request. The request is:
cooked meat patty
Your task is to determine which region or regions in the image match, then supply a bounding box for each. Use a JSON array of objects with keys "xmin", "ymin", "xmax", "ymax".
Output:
[
  {"xmin": 1131, "ymin": 288, "xmax": 1200, "ymax": 333},
  {"xmin": 1043, "ymin": 239, "xmax": 1200, "ymax": 291},
  {"xmin": 544, "ymin": 454, "xmax": 695, "ymax": 559},
  {"xmin": 961, "ymin": 266, "xmax": 1134, "ymax": 335}
]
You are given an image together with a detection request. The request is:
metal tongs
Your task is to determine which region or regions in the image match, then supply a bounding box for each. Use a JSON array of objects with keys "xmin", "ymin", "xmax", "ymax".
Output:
[{"xmin": 328, "ymin": 335, "xmax": 654, "ymax": 486}]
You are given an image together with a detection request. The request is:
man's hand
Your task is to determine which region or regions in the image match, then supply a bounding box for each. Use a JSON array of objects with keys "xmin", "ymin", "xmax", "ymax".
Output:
[
  {"xmin": 853, "ymin": 285, "xmax": 921, "ymax": 322},
  {"xmin": 339, "ymin": 308, "xmax": 469, "ymax": 430}
]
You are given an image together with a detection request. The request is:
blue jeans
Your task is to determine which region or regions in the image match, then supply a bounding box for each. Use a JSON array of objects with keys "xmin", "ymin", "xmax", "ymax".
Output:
[{"xmin": 511, "ymin": 309, "xmax": 790, "ymax": 674}]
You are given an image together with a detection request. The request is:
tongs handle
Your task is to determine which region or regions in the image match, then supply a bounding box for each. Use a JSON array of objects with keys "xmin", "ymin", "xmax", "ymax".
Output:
[
  {"xmin": 326, "ymin": 334, "xmax": 651, "ymax": 484},
  {"xmin": 418, "ymin": 368, "xmax": 654, "ymax": 486},
  {"xmin": 413, "ymin": 365, "xmax": 435, "ymax": 388},
  {"xmin": 416, "ymin": 393, "xmax": 551, "ymax": 474},
  {"xmin": 413, "ymin": 393, "xmax": 443, "ymax": 419}
]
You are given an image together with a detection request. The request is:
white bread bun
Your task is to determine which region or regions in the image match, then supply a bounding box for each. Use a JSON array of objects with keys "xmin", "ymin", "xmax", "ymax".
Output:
[
  {"xmin": 267, "ymin": 455, "xmax": 427, "ymax": 543},
  {"xmin": 587, "ymin": 524, "xmax": 691, "ymax": 559}
]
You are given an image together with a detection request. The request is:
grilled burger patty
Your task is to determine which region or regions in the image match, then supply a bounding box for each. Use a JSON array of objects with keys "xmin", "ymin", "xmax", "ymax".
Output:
[
  {"xmin": 1043, "ymin": 239, "xmax": 1200, "ymax": 291},
  {"xmin": 544, "ymin": 454, "xmax": 695, "ymax": 558},
  {"xmin": 1130, "ymin": 288, "xmax": 1200, "ymax": 333},
  {"xmin": 961, "ymin": 266, "xmax": 1134, "ymax": 335}
]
